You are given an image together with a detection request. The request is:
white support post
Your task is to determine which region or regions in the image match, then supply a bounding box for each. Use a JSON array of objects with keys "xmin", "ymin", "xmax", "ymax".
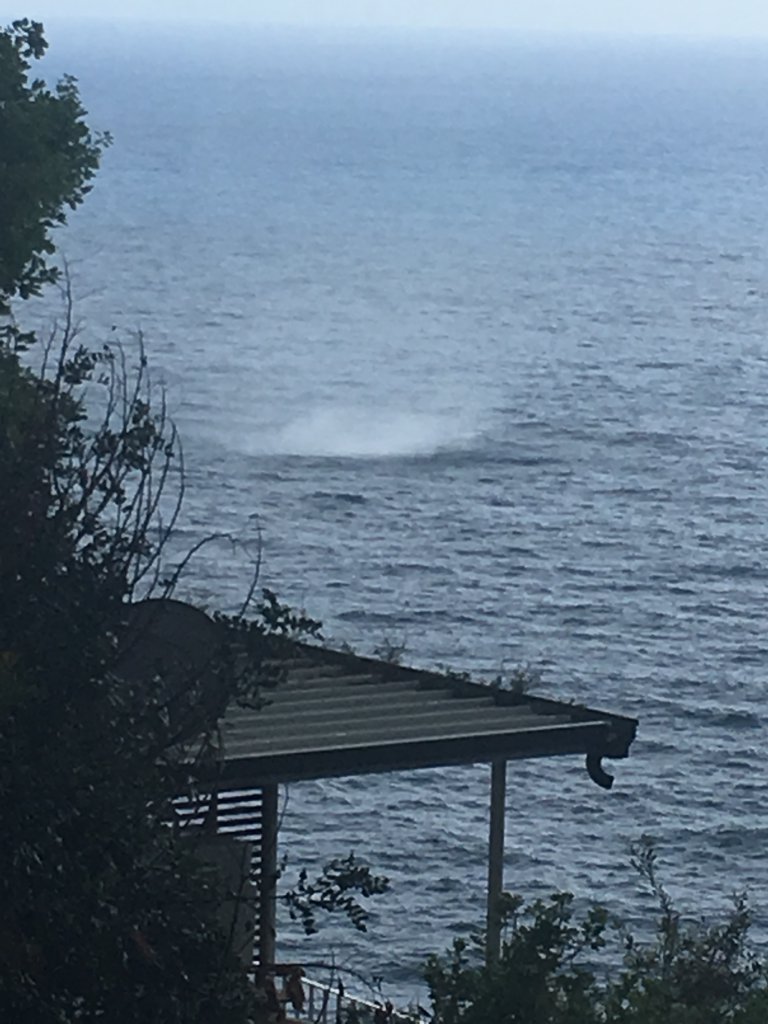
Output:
[
  {"xmin": 258, "ymin": 782, "xmax": 278, "ymax": 979},
  {"xmin": 486, "ymin": 759, "xmax": 507, "ymax": 965}
]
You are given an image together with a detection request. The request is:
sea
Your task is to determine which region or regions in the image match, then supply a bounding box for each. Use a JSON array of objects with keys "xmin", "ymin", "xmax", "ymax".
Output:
[{"xmin": 31, "ymin": 18, "xmax": 768, "ymax": 1004}]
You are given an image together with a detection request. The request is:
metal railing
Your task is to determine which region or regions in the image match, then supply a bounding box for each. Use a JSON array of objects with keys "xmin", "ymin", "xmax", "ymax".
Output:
[
  {"xmin": 301, "ymin": 976, "xmax": 426, "ymax": 1023},
  {"xmin": 253, "ymin": 962, "xmax": 429, "ymax": 1023}
]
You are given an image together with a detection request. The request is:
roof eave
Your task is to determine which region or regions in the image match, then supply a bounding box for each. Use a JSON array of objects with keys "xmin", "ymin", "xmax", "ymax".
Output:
[{"xmin": 212, "ymin": 718, "xmax": 632, "ymax": 788}]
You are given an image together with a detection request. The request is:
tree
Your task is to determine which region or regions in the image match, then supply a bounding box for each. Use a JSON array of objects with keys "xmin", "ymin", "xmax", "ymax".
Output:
[
  {"xmin": 0, "ymin": 313, "xmax": 269, "ymax": 1022},
  {"xmin": 0, "ymin": 19, "xmax": 263, "ymax": 1020},
  {"xmin": 0, "ymin": 18, "xmax": 109, "ymax": 315}
]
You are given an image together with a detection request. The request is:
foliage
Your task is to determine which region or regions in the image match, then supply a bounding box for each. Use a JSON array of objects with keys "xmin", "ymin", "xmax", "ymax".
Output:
[
  {"xmin": 490, "ymin": 663, "xmax": 542, "ymax": 696},
  {"xmin": 283, "ymin": 853, "xmax": 391, "ymax": 936},
  {"xmin": 0, "ymin": 25, "xmax": 268, "ymax": 1019},
  {"xmin": 1, "ymin": 326, "xmax": 176, "ymax": 698},
  {"xmin": 0, "ymin": 18, "xmax": 110, "ymax": 316},
  {"xmin": 372, "ymin": 635, "xmax": 407, "ymax": 664},
  {"xmin": 605, "ymin": 839, "xmax": 768, "ymax": 1024},
  {"xmin": 0, "ymin": 306, "xmax": 380, "ymax": 1019},
  {"xmin": 254, "ymin": 586, "xmax": 322, "ymax": 640},
  {"xmin": 0, "ymin": 314, "xmax": 266, "ymax": 1020},
  {"xmin": 424, "ymin": 841, "xmax": 768, "ymax": 1024},
  {"xmin": 425, "ymin": 892, "xmax": 606, "ymax": 1024},
  {"xmin": 0, "ymin": 23, "xmax": 392, "ymax": 1020}
]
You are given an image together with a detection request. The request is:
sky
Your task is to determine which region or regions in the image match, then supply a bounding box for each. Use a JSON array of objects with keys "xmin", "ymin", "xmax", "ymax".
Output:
[{"xmin": 17, "ymin": 0, "xmax": 768, "ymax": 38}]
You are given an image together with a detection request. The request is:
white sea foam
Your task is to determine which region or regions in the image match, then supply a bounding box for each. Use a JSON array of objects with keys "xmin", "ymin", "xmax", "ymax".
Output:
[{"xmin": 266, "ymin": 406, "xmax": 480, "ymax": 458}]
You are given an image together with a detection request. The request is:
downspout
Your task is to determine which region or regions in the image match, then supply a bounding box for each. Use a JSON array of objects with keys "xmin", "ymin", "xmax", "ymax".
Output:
[{"xmin": 586, "ymin": 752, "xmax": 614, "ymax": 790}]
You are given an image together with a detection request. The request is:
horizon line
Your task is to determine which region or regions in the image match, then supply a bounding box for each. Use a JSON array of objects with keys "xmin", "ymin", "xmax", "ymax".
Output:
[{"xmin": 29, "ymin": 15, "xmax": 768, "ymax": 45}]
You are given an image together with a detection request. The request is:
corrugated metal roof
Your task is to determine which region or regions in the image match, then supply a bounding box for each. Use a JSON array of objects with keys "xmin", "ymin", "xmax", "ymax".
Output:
[
  {"xmin": 115, "ymin": 600, "xmax": 637, "ymax": 789},
  {"xmin": 216, "ymin": 643, "xmax": 637, "ymax": 788}
]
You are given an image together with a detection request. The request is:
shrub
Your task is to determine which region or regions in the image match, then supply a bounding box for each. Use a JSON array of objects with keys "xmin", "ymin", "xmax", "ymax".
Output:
[{"xmin": 425, "ymin": 841, "xmax": 768, "ymax": 1024}]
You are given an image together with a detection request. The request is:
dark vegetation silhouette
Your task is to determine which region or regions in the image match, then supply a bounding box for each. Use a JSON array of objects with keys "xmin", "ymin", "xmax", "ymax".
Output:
[
  {"xmin": 0, "ymin": 19, "xmax": 385, "ymax": 1022},
  {"xmin": 424, "ymin": 840, "xmax": 768, "ymax": 1024}
]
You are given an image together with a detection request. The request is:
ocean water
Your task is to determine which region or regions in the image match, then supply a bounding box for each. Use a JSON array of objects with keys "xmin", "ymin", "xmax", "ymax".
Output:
[{"xmin": 35, "ymin": 21, "xmax": 768, "ymax": 1000}]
